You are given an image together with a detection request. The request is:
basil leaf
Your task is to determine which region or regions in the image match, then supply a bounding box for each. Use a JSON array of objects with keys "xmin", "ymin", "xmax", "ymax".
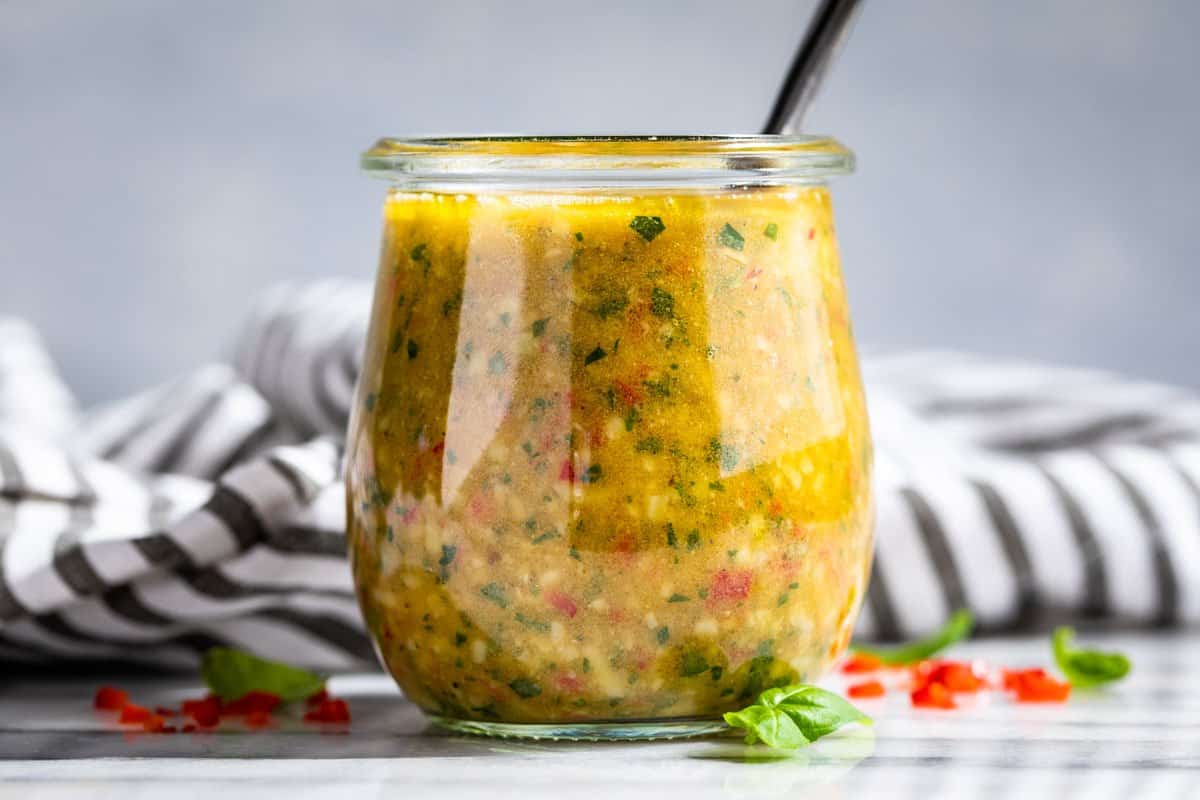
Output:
[
  {"xmin": 718, "ymin": 223, "xmax": 745, "ymax": 251},
  {"xmin": 201, "ymin": 647, "xmax": 325, "ymax": 702},
  {"xmin": 723, "ymin": 704, "xmax": 806, "ymax": 748},
  {"xmin": 629, "ymin": 215, "xmax": 666, "ymax": 242},
  {"xmin": 759, "ymin": 685, "xmax": 872, "ymax": 742},
  {"xmin": 723, "ymin": 684, "xmax": 871, "ymax": 750},
  {"xmin": 851, "ymin": 608, "xmax": 974, "ymax": 665},
  {"xmin": 1053, "ymin": 626, "xmax": 1131, "ymax": 688}
]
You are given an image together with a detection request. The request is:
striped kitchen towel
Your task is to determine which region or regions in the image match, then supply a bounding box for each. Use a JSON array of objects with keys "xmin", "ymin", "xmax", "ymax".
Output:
[{"xmin": 1, "ymin": 281, "xmax": 1199, "ymax": 669}]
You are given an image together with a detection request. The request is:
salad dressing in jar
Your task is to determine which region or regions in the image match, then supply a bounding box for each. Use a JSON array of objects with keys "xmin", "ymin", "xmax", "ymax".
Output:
[{"xmin": 347, "ymin": 136, "xmax": 873, "ymax": 740}]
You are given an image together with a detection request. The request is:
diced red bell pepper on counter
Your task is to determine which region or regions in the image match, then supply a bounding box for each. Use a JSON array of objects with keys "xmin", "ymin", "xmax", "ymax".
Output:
[
  {"xmin": 847, "ymin": 680, "xmax": 886, "ymax": 699},
  {"xmin": 840, "ymin": 653, "xmax": 884, "ymax": 674},
  {"xmin": 94, "ymin": 685, "xmax": 350, "ymax": 733},
  {"xmin": 93, "ymin": 686, "xmax": 129, "ymax": 711},
  {"xmin": 220, "ymin": 691, "xmax": 282, "ymax": 715},
  {"xmin": 911, "ymin": 681, "xmax": 957, "ymax": 710},
  {"xmin": 304, "ymin": 698, "xmax": 351, "ymax": 724},
  {"xmin": 1003, "ymin": 668, "xmax": 1071, "ymax": 703}
]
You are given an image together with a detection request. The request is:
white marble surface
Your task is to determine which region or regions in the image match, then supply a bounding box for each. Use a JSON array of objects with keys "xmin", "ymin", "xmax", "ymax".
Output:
[{"xmin": 2, "ymin": 632, "xmax": 1198, "ymax": 799}]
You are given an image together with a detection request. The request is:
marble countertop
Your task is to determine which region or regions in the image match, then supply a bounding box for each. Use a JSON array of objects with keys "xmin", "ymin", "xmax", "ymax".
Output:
[{"xmin": 2, "ymin": 632, "xmax": 1198, "ymax": 799}]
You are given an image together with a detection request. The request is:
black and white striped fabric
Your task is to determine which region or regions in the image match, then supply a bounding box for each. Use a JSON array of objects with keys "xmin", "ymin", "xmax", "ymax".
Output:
[{"xmin": 2, "ymin": 281, "xmax": 1198, "ymax": 669}]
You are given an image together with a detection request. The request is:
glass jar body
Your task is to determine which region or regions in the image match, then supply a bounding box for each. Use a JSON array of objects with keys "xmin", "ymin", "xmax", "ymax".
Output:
[{"xmin": 347, "ymin": 161, "xmax": 873, "ymax": 739}]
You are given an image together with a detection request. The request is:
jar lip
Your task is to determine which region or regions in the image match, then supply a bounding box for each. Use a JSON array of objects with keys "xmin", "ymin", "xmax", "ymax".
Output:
[{"xmin": 361, "ymin": 135, "xmax": 854, "ymax": 188}]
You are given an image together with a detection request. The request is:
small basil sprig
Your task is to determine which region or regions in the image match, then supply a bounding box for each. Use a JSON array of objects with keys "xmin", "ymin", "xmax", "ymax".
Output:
[
  {"xmin": 723, "ymin": 685, "xmax": 871, "ymax": 749},
  {"xmin": 201, "ymin": 647, "xmax": 326, "ymax": 701},
  {"xmin": 850, "ymin": 609, "xmax": 974, "ymax": 666},
  {"xmin": 1052, "ymin": 627, "xmax": 1131, "ymax": 688}
]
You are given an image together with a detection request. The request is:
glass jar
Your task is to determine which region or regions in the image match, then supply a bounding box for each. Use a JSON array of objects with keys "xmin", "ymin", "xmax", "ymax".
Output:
[{"xmin": 347, "ymin": 136, "xmax": 873, "ymax": 740}]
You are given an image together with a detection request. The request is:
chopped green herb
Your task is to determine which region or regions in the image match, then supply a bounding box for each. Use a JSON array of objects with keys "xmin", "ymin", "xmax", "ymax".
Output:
[
  {"xmin": 584, "ymin": 346, "xmax": 607, "ymax": 366},
  {"xmin": 364, "ymin": 392, "xmax": 376, "ymax": 412},
  {"xmin": 665, "ymin": 523, "xmax": 678, "ymax": 548},
  {"xmin": 595, "ymin": 293, "xmax": 629, "ymax": 320},
  {"xmin": 1052, "ymin": 626, "xmax": 1131, "ymax": 687},
  {"xmin": 643, "ymin": 377, "xmax": 671, "ymax": 398},
  {"xmin": 851, "ymin": 609, "xmax": 974, "ymax": 665},
  {"xmin": 656, "ymin": 626, "xmax": 670, "ymax": 644},
  {"xmin": 411, "ymin": 243, "xmax": 429, "ymax": 261},
  {"xmin": 582, "ymin": 464, "xmax": 603, "ymax": 484},
  {"xmin": 686, "ymin": 530, "xmax": 701, "ymax": 550},
  {"xmin": 582, "ymin": 657, "xmax": 591, "ymax": 673},
  {"xmin": 623, "ymin": 406, "xmax": 640, "ymax": 432},
  {"xmin": 635, "ymin": 437, "xmax": 662, "ymax": 454},
  {"xmin": 480, "ymin": 582, "xmax": 509, "ymax": 609},
  {"xmin": 390, "ymin": 330, "xmax": 405, "ymax": 354},
  {"xmin": 667, "ymin": 593, "xmax": 689, "ymax": 603},
  {"xmin": 630, "ymin": 215, "xmax": 666, "ymax": 242},
  {"xmin": 706, "ymin": 438, "xmax": 740, "ymax": 471},
  {"xmin": 719, "ymin": 223, "xmax": 745, "ymax": 251},
  {"xmin": 680, "ymin": 651, "xmax": 709, "ymax": 677},
  {"xmin": 509, "ymin": 678, "xmax": 542, "ymax": 698},
  {"xmin": 532, "ymin": 317, "xmax": 550, "ymax": 337},
  {"xmin": 764, "ymin": 222, "xmax": 778, "ymax": 240},
  {"xmin": 650, "ymin": 287, "xmax": 675, "ymax": 318},
  {"xmin": 454, "ymin": 632, "xmax": 467, "ymax": 646},
  {"xmin": 575, "ymin": 231, "xmax": 584, "ymax": 242},
  {"xmin": 515, "ymin": 613, "xmax": 550, "ymax": 633},
  {"xmin": 488, "ymin": 351, "xmax": 508, "ymax": 375},
  {"xmin": 438, "ymin": 545, "xmax": 457, "ymax": 581},
  {"xmin": 407, "ymin": 339, "xmax": 420, "ymax": 360}
]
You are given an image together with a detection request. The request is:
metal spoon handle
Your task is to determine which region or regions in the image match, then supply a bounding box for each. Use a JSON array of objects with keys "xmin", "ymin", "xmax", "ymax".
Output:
[{"xmin": 762, "ymin": 0, "xmax": 863, "ymax": 135}]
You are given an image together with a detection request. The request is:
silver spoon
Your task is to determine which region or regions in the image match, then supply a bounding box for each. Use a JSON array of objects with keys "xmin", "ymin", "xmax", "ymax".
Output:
[{"xmin": 762, "ymin": 0, "xmax": 864, "ymax": 135}]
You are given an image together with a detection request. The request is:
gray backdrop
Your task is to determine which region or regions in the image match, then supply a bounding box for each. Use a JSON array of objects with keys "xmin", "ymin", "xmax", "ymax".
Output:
[{"xmin": 3, "ymin": 0, "xmax": 1197, "ymax": 405}]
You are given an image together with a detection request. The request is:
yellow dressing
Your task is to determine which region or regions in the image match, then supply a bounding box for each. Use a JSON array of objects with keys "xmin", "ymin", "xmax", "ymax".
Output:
[{"xmin": 347, "ymin": 185, "xmax": 872, "ymax": 723}]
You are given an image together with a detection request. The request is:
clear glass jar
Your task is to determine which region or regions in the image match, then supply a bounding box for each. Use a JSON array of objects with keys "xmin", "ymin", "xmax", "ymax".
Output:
[{"xmin": 347, "ymin": 136, "xmax": 873, "ymax": 740}]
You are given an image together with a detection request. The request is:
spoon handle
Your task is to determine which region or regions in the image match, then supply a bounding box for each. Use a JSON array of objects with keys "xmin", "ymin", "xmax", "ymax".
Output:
[{"xmin": 762, "ymin": 0, "xmax": 863, "ymax": 135}]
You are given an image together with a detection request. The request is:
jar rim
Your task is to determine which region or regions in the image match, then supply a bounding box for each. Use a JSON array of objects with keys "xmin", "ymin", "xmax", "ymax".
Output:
[{"xmin": 361, "ymin": 135, "xmax": 854, "ymax": 188}]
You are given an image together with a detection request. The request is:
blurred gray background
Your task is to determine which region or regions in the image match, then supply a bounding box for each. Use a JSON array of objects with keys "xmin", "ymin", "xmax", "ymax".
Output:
[{"xmin": 2, "ymin": 0, "xmax": 1197, "ymax": 405}]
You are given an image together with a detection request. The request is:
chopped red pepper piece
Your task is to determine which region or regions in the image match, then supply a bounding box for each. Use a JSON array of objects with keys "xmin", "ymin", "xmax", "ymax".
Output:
[
  {"xmin": 914, "ymin": 660, "xmax": 986, "ymax": 693},
  {"xmin": 847, "ymin": 680, "xmax": 886, "ymax": 698},
  {"xmin": 546, "ymin": 589, "xmax": 578, "ymax": 618},
  {"xmin": 182, "ymin": 724, "xmax": 198, "ymax": 733},
  {"xmin": 1003, "ymin": 668, "xmax": 1071, "ymax": 703},
  {"xmin": 245, "ymin": 710, "xmax": 273, "ymax": 728},
  {"xmin": 220, "ymin": 691, "xmax": 282, "ymax": 716},
  {"xmin": 304, "ymin": 698, "xmax": 351, "ymax": 724},
  {"xmin": 93, "ymin": 686, "xmax": 129, "ymax": 711},
  {"xmin": 141, "ymin": 714, "xmax": 167, "ymax": 732},
  {"xmin": 707, "ymin": 569, "xmax": 753, "ymax": 603},
  {"xmin": 911, "ymin": 682, "xmax": 957, "ymax": 709},
  {"xmin": 118, "ymin": 703, "xmax": 153, "ymax": 724},
  {"xmin": 182, "ymin": 696, "xmax": 221, "ymax": 727},
  {"xmin": 840, "ymin": 653, "xmax": 884, "ymax": 674}
]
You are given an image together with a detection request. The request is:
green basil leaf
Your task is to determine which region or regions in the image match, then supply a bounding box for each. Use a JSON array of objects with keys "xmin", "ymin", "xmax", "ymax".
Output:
[
  {"xmin": 851, "ymin": 608, "xmax": 974, "ymax": 665},
  {"xmin": 723, "ymin": 704, "xmax": 807, "ymax": 748},
  {"xmin": 724, "ymin": 684, "xmax": 871, "ymax": 750},
  {"xmin": 629, "ymin": 215, "xmax": 666, "ymax": 242},
  {"xmin": 1052, "ymin": 626, "xmax": 1131, "ymax": 688},
  {"xmin": 760, "ymin": 685, "xmax": 872, "ymax": 742},
  {"xmin": 201, "ymin": 647, "xmax": 326, "ymax": 702}
]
